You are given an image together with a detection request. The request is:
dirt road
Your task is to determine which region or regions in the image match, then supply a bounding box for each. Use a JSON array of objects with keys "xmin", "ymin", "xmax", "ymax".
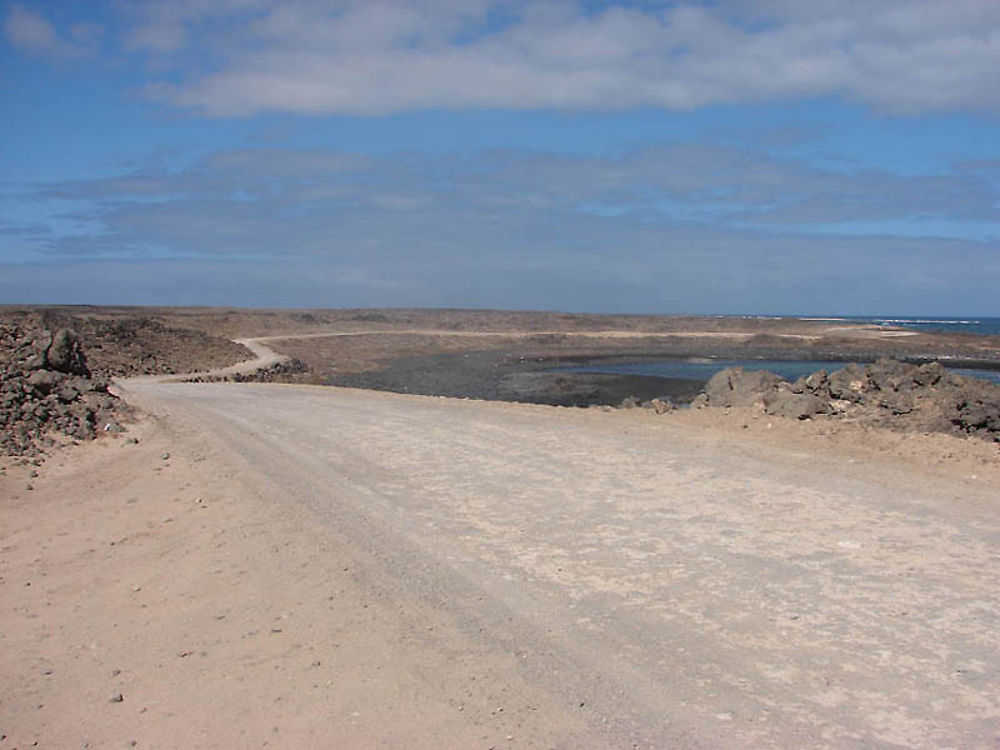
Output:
[{"xmin": 64, "ymin": 379, "xmax": 993, "ymax": 748}]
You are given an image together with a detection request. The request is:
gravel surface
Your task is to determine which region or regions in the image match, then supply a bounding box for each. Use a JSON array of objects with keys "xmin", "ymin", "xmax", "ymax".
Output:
[{"xmin": 95, "ymin": 379, "xmax": 1000, "ymax": 748}]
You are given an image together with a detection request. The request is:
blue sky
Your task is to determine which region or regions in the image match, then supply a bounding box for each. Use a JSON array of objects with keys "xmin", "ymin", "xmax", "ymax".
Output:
[{"xmin": 2, "ymin": 1, "xmax": 999, "ymax": 314}]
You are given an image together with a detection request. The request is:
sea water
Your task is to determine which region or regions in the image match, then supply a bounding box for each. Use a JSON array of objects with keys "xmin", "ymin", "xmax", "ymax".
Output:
[{"xmin": 816, "ymin": 316, "xmax": 1000, "ymax": 338}]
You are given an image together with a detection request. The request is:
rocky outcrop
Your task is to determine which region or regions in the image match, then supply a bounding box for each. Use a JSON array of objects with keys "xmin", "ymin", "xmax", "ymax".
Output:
[
  {"xmin": 1, "ymin": 317, "xmax": 123, "ymax": 457},
  {"xmin": 697, "ymin": 359, "xmax": 1000, "ymax": 441}
]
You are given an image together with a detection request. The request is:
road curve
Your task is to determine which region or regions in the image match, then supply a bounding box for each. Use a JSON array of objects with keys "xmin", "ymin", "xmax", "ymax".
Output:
[{"xmin": 119, "ymin": 379, "xmax": 1000, "ymax": 748}]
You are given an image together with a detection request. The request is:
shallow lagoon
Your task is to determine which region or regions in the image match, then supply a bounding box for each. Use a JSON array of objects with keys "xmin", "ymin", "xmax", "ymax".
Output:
[{"xmin": 552, "ymin": 358, "xmax": 1000, "ymax": 386}]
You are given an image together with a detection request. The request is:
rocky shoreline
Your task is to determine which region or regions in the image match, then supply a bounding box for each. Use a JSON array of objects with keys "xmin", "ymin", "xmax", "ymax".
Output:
[
  {"xmin": 326, "ymin": 349, "xmax": 1000, "ymax": 442},
  {"xmin": 697, "ymin": 359, "xmax": 1000, "ymax": 441}
]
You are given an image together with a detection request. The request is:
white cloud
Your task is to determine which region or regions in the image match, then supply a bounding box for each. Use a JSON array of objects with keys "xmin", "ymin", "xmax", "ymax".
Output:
[
  {"xmin": 7, "ymin": 140, "xmax": 999, "ymax": 312},
  {"xmin": 3, "ymin": 3, "xmax": 98, "ymax": 59},
  {"xmin": 113, "ymin": 0, "xmax": 1000, "ymax": 116},
  {"xmin": 28, "ymin": 143, "xmax": 1000, "ymax": 263}
]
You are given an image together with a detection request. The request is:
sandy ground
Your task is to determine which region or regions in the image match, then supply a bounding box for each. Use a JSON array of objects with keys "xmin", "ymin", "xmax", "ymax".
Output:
[
  {"xmin": 3, "ymin": 373, "xmax": 998, "ymax": 748},
  {"xmin": 0, "ymin": 396, "xmax": 596, "ymax": 749}
]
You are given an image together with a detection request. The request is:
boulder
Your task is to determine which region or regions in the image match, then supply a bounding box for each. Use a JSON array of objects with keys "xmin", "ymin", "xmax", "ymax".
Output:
[
  {"xmin": 790, "ymin": 369, "xmax": 830, "ymax": 396},
  {"xmin": 46, "ymin": 329, "xmax": 89, "ymax": 376},
  {"xmin": 827, "ymin": 363, "xmax": 871, "ymax": 402},
  {"xmin": 867, "ymin": 358, "xmax": 917, "ymax": 392},
  {"xmin": 28, "ymin": 369, "xmax": 63, "ymax": 395},
  {"xmin": 763, "ymin": 390, "xmax": 830, "ymax": 420},
  {"xmin": 913, "ymin": 361, "xmax": 945, "ymax": 387},
  {"xmin": 705, "ymin": 367, "xmax": 784, "ymax": 408},
  {"xmin": 953, "ymin": 393, "xmax": 1000, "ymax": 433}
]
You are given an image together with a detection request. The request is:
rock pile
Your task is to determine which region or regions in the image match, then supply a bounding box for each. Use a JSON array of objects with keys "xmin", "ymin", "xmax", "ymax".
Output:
[
  {"xmin": 231, "ymin": 358, "xmax": 309, "ymax": 383},
  {"xmin": 694, "ymin": 359, "xmax": 1000, "ymax": 441},
  {"xmin": 1, "ymin": 317, "xmax": 121, "ymax": 456},
  {"xmin": 183, "ymin": 358, "xmax": 310, "ymax": 384}
]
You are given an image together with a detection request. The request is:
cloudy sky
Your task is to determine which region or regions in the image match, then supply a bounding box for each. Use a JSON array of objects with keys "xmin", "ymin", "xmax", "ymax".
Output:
[{"xmin": 2, "ymin": 1, "xmax": 999, "ymax": 314}]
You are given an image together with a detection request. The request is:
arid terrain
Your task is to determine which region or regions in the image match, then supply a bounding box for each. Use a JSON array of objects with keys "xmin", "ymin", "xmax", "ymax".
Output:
[{"xmin": 2, "ymin": 306, "xmax": 999, "ymax": 748}]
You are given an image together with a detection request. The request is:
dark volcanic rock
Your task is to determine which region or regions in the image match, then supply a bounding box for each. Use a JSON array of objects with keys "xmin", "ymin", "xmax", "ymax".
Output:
[
  {"xmin": 763, "ymin": 390, "xmax": 830, "ymax": 420},
  {"xmin": 1, "ymin": 315, "xmax": 125, "ymax": 457},
  {"xmin": 704, "ymin": 367, "xmax": 784, "ymax": 408},
  {"xmin": 827, "ymin": 363, "xmax": 871, "ymax": 402},
  {"xmin": 46, "ymin": 329, "xmax": 90, "ymax": 376},
  {"xmin": 698, "ymin": 357, "xmax": 1000, "ymax": 441}
]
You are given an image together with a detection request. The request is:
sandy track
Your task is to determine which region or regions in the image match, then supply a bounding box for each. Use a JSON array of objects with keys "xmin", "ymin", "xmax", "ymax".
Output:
[{"xmin": 57, "ymin": 379, "xmax": 997, "ymax": 748}]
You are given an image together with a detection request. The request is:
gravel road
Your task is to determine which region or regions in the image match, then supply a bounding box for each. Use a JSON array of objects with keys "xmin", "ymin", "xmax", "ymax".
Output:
[{"xmin": 120, "ymin": 379, "xmax": 1000, "ymax": 748}]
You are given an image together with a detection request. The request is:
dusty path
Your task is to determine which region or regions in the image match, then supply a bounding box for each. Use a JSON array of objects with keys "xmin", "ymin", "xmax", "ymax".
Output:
[{"xmin": 80, "ymin": 379, "xmax": 997, "ymax": 748}]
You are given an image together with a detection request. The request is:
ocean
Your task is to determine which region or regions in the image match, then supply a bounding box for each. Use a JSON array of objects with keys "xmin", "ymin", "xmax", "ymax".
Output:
[{"xmin": 814, "ymin": 316, "xmax": 1000, "ymax": 338}]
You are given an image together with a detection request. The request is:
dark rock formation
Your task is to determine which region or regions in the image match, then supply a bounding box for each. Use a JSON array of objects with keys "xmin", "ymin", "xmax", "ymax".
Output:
[
  {"xmin": 46, "ymin": 329, "xmax": 90, "ymax": 376},
  {"xmin": 762, "ymin": 390, "xmax": 830, "ymax": 420},
  {"xmin": 705, "ymin": 367, "xmax": 784, "ymax": 408},
  {"xmin": 698, "ymin": 359, "xmax": 1000, "ymax": 441},
  {"xmin": 1, "ymin": 316, "xmax": 124, "ymax": 457}
]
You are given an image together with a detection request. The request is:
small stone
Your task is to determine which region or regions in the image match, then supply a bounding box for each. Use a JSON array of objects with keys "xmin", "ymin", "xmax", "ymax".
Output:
[
  {"xmin": 25, "ymin": 483, "xmax": 33, "ymax": 491},
  {"xmin": 160, "ymin": 453, "xmax": 170, "ymax": 461},
  {"xmin": 125, "ymin": 437, "xmax": 139, "ymax": 445},
  {"xmin": 110, "ymin": 692, "xmax": 124, "ymax": 703},
  {"xmin": 30, "ymin": 469, "xmax": 38, "ymax": 478}
]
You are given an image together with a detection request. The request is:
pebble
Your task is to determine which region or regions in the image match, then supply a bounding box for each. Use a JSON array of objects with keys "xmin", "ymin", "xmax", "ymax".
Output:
[
  {"xmin": 109, "ymin": 692, "xmax": 124, "ymax": 703},
  {"xmin": 161, "ymin": 453, "xmax": 170, "ymax": 461}
]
